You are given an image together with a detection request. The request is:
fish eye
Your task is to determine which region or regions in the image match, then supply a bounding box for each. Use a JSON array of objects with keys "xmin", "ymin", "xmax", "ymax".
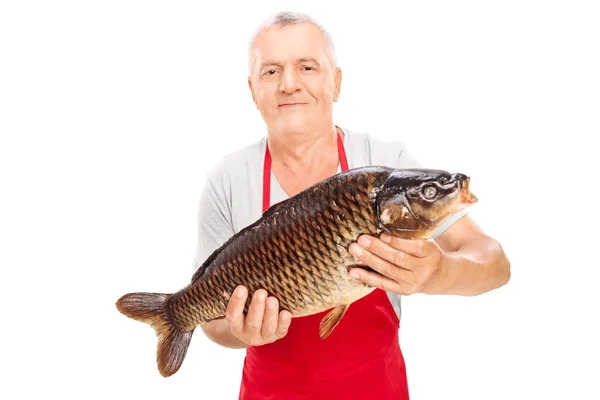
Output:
[{"xmin": 422, "ymin": 185, "xmax": 437, "ymax": 199}]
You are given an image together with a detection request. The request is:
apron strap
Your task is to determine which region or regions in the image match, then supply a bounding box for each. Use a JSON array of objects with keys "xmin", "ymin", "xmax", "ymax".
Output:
[{"xmin": 263, "ymin": 131, "xmax": 348, "ymax": 213}]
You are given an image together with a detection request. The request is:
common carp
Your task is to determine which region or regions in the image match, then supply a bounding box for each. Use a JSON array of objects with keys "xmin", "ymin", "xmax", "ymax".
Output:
[{"xmin": 116, "ymin": 166, "xmax": 478, "ymax": 377}]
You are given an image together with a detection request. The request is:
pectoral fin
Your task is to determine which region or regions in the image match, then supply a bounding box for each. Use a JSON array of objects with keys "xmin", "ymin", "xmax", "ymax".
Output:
[
  {"xmin": 319, "ymin": 304, "xmax": 350, "ymax": 340},
  {"xmin": 348, "ymin": 264, "xmax": 378, "ymax": 275}
]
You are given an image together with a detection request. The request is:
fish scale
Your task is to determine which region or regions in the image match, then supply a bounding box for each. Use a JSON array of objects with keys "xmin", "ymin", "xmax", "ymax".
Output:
[{"xmin": 176, "ymin": 169, "xmax": 376, "ymax": 326}]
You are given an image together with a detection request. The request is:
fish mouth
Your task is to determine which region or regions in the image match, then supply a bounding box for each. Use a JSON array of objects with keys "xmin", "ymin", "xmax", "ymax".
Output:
[{"xmin": 459, "ymin": 177, "xmax": 478, "ymax": 207}]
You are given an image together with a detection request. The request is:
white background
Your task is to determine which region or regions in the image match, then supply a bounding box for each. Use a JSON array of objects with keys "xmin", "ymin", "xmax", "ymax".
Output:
[{"xmin": 1, "ymin": 1, "xmax": 599, "ymax": 399}]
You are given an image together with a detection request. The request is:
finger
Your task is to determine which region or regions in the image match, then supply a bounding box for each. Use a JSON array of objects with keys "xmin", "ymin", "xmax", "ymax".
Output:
[
  {"xmin": 261, "ymin": 296, "xmax": 279, "ymax": 338},
  {"xmin": 226, "ymin": 285, "xmax": 248, "ymax": 334},
  {"xmin": 349, "ymin": 243, "xmax": 411, "ymax": 280},
  {"xmin": 244, "ymin": 289, "xmax": 267, "ymax": 336},
  {"xmin": 275, "ymin": 310, "xmax": 292, "ymax": 338},
  {"xmin": 379, "ymin": 234, "xmax": 432, "ymax": 258},
  {"xmin": 349, "ymin": 267, "xmax": 416, "ymax": 295},
  {"xmin": 355, "ymin": 236, "xmax": 415, "ymax": 269}
]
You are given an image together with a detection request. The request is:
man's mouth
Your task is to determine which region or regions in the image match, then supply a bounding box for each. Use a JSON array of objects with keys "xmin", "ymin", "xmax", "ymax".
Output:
[{"xmin": 279, "ymin": 103, "xmax": 307, "ymax": 108}]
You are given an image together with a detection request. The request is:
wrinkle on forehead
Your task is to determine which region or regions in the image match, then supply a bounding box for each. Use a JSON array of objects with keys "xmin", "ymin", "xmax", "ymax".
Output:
[{"xmin": 249, "ymin": 24, "xmax": 334, "ymax": 76}]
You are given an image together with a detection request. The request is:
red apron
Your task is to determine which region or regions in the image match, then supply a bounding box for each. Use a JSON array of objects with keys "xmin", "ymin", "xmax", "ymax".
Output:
[{"xmin": 239, "ymin": 133, "xmax": 409, "ymax": 400}]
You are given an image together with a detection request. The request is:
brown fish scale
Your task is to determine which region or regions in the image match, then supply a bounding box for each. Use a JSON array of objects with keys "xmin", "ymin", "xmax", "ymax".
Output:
[{"xmin": 167, "ymin": 169, "xmax": 390, "ymax": 331}]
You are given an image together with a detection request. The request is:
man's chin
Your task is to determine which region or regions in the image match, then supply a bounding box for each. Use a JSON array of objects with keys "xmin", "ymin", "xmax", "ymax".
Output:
[{"xmin": 273, "ymin": 119, "xmax": 313, "ymax": 135}]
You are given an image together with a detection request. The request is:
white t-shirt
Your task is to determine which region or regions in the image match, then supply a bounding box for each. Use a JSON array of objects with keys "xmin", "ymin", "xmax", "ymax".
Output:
[{"xmin": 192, "ymin": 126, "xmax": 468, "ymax": 320}]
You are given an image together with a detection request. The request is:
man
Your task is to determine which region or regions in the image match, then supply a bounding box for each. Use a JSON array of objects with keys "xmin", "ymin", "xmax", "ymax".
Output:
[{"xmin": 193, "ymin": 11, "xmax": 510, "ymax": 400}]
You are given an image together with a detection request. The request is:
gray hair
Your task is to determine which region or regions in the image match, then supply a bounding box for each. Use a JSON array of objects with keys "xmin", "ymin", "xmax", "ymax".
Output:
[{"xmin": 248, "ymin": 11, "xmax": 338, "ymax": 74}]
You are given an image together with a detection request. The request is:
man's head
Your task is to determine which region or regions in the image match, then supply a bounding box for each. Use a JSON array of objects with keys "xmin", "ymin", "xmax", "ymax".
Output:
[{"xmin": 247, "ymin": 11, "xmax": 342, "ymax": 136}]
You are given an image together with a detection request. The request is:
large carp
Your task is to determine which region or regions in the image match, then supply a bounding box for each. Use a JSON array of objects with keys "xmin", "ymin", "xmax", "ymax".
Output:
[{"xmin": 116, "ymin": 166, "xmax": 478, "ymax": 377}]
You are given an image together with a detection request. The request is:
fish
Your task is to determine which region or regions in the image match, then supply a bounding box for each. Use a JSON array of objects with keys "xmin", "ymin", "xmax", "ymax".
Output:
[{"xmin": 116, "ymin": 166, "xmax": 478, "ymax": 377}]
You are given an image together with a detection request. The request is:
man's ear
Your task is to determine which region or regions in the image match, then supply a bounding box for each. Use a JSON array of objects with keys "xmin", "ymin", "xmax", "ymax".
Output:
[
  {"xmin": 248, "ymin": 77, "xmax": 259, "ymax": 109},
  {"xmin": 333, "ymin": 67, "xmax": 342, "ymax": 102}
]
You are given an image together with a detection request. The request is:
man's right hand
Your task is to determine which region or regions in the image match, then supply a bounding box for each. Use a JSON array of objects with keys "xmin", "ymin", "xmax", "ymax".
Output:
[{"xmin": 225, "ymin": 285, "xmax": 292, "ymax": 347}]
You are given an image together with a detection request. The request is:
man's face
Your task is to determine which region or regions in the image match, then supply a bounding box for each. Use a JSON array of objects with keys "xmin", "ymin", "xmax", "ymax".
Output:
[{"xmin": 248, "ymin": 23, "xmax": 342, "ymax": 135}]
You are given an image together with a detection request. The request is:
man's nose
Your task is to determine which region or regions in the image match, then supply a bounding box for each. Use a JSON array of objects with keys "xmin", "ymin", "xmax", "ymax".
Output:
[{"xmin": 279, "ymin": 68, "xmax": 302, "ymax": 94}]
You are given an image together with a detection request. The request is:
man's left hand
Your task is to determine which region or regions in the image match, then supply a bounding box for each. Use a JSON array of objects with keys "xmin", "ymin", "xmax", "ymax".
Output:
[{"xmin": 348, "ymin": 233, "xmax": 448, "ymax": 295}]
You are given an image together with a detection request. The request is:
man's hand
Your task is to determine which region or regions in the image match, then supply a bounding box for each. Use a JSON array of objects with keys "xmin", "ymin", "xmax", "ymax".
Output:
[
  {"xmin": 348, "ymin": 233, "xmax": 448, "ymax": 295},
  {"xmin": 225, "ymin": 286, "xmax": 292, "ymax": 347}
]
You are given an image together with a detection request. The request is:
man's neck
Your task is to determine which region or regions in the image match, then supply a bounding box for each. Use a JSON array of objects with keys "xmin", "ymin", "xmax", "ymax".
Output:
[{"xmin": 267, "ymin": 125, "xmax": 342, "ymax": 172}]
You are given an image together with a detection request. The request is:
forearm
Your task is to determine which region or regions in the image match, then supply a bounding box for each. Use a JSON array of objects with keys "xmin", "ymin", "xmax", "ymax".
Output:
[
  {"xmin": 424, "ymin": 236, "xmax": 511, "ymax": 296},
  {"xmin": 200, "ymin": 319, "xmax": 249, "ymax": 349}
]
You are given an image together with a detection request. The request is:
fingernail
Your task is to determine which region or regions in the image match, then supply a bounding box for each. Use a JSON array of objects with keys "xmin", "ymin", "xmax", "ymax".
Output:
[
  {"xmin": 349, "ymin": 244, "xmax": 363, "ymax": 257},
  {"xmin": 349, "ymin": 270, "xmax": 360, "ymax": 279},
  {"xmin": 255, "ymin": 291, "xmax": 266, "ymax": 301},
  {"xmin": 380, "ymin": 234, "xmax": 391, "ymax": 243},
  {"xmin": 267, "ymin": 298, "xmax": 277, "ymax": 309},
  {"xmin": 236, "ymin": 286, "xmax": 246, "ymax": 298},
  {"xmin": 358, "ymin": 236, "xmax": 371, "ymax": 247}
]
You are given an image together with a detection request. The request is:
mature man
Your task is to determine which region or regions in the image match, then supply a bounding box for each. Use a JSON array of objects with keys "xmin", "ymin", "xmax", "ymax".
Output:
[{"xmin": 193, "ymin": 11, "xmax": 510, "ymax": 400}]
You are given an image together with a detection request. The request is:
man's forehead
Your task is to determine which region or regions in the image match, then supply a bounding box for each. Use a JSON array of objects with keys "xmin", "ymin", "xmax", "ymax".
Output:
[{"xmin": 252, "ymin": 23, "xmax": 328, "ymax": 64}]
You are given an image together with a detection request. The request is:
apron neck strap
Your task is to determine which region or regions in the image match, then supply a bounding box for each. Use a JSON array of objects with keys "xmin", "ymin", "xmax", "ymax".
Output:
[{"xmin": 263, "ymin": 132, "xmax": 348, "ymax": 213}]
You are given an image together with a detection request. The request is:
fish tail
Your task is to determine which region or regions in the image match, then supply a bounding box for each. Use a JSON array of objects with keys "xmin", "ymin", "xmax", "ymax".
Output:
[{"xmin": 116, "ymin": 292, "xmax": 194, "ymax": 377}]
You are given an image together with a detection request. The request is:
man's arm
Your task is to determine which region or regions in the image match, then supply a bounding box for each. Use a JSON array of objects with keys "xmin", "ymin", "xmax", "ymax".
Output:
[
  {"xmin": 347, "ymin": 215, "xmax": 510, "ymax": 296},
  {"xmin": 425, "ymin": 215, "xmax": 510, "ymax": 295}
]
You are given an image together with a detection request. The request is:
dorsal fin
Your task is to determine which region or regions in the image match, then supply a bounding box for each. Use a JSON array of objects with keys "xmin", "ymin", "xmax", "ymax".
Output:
[{"xmin": 262, "ymin": 197, "xmax": 289, "ymax": 218}]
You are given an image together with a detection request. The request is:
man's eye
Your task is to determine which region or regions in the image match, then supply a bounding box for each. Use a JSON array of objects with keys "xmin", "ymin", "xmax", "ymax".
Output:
[
  {"xmin": 303, "ymin": 66, "xmax": 313, "ymax": 71},
  {"xmin": 264, "ymin": 70, "xmax": 277, "ymax": 76}
]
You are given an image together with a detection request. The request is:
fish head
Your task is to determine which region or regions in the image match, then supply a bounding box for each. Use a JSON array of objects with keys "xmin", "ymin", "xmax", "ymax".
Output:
[{"xmin": 376, "ymin": 169, "xmax": 478, "ymax": 239}]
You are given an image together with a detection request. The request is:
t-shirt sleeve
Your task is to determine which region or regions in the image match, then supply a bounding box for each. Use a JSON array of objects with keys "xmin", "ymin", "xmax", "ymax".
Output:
[
  {"xmin": 192, "ymin": 173, "xmax": 235, "ymax": 272},
  {"xmin": 368, "ymin": 136, "xmax": 424, "ymax": 169},
  {"xmin": 395, "ymin": 144, "xmax": 424, "ymax": 169}
]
